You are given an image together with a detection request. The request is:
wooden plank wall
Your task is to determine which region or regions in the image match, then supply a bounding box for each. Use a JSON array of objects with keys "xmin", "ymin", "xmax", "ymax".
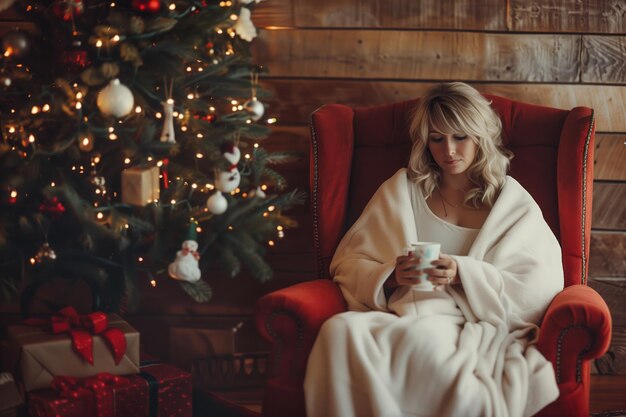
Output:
[
  {"xmin": 252, "ymin": 0, "xmax": 626, "ymax": 374},
  {"xmin": 0, "ymin": 1, "xmax": 623, "ymax": 371}
]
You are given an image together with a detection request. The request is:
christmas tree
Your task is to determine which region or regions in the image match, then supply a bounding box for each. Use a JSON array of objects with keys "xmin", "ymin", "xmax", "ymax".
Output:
[{"xmin": 0, "ymin": 0, "xmax": 303, "ymax": 311}]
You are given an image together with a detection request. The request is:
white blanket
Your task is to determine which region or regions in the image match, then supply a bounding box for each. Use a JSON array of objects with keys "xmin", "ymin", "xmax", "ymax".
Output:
[{"xmin": 304, "ymin": 169, "xmax": 564, "ymax": 417}]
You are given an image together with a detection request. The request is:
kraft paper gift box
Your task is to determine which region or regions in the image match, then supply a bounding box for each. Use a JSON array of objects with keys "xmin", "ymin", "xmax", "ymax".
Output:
[
  {"xmin": 6, "ymin": 313, "xmax": 140, "ymax": 392},
  {"xmin": 121, "ymin": 166, "xmax": 160, "ymax": 206}
]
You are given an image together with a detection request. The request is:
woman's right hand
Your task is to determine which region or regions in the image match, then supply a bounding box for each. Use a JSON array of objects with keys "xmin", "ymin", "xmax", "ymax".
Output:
[{"xmin": 391, "ymin": 251, "xmax": 425, "ymax": 287}]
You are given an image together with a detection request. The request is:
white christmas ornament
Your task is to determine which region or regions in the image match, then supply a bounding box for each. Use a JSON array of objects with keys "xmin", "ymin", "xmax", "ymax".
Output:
[
  {"xmin": 250, "ymin": 186, "xmax": 266, "ymax": 198},
  {"xmin": 97, "ymin": 79, "xmax": 134, "ymax": 118},
  {"xmin": 160, "ymin": 98, "xmax": 176, "ymax": 143},
  {"xmin": 206, "ymin": 191, "xmax": 228, "ymax": 214},
  {"xmin": 223, "ymin": 145, "xmax": 241, "ymax": 165},
  {"xmin": 215, "ymin": 168, "xmax": 241, "ymax": 193},
  {"xmin": 168, "ymin": 240, "xmax": 201, "ymax": 282},
  {"xmin": 243, "ymin": 97, "xmax": 264, "ymax": 121},
  {"xmin": 233, "ymin": 7, "xmax": 257, "ymax": 42}
]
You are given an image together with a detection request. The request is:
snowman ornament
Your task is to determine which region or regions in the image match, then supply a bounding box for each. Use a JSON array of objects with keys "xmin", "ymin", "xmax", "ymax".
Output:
[
  {"xmin": 207, "ymin": 144, "xmax": 241, "ymax": 214},
  {"xmin": 168, "ymin": 239, "xmax": 201, "ymax": 282}
]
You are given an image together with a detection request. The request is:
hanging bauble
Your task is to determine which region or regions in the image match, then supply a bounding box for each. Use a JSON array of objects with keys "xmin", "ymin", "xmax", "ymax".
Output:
[
  {"xmin": 168, "ymin": 240, "xmax": 201, "ymax": 282},
  {"xmin": 39, "ymin": 197, "xmax": 66, "ymax": 219},
  {"xmin": 97, "ymin": 79, "xmax": 134, "ymax": 118},
  {"xmin": 215, "ymin": 168, "xmax": 240, "ymax": 193},
  {"xmin": 2, "ymin": 29, "xmax": 31, "ymax": 59},
  {"xmin": 243, "ymin": 97, "xmax": 264, "ymax": 121},
  {"xmin": 0, "ymin": 74, "xmax": 11, "ymax": 88},
  {"xmin": 61, "ymin": 33, "xmax": 90, "ymax": 72},
  {"xmin": 131, "ymin": 0, "xmax": 161, "ymax": 13},
  {"xmin": 77, "ymin": 130, "xmax": 94, "ymax": 152},
  {"xmin": 34, "ymin": 242, "xmax": 57, "ymax": 263},
  {"xmin": 52, "ymin": 0, "xmax": 84, "ymax": 21},
  {"xmin": 206, "ymin": 191, "xmax": 227, "ymax": 215}
]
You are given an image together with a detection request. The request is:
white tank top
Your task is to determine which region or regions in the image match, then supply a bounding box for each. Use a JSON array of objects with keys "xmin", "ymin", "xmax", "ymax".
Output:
[{"xmin": 408, "ymin": 182, "xmax": 480, "ymax": 256}]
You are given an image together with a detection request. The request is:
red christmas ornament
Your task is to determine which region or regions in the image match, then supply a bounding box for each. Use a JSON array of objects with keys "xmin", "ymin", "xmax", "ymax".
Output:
[
  {"xmin": 194, "ymin": 111, "xmax": 215, "ymax": 124},
  {"xmin": 52, "ymin": 0, "xmax": 84, "ymax": 21},
  {"xmin": 62, "ymin": 49, "xmax": 89, "ymax": 72},
  {"xmin": 39, "ymin": 197, "xmax": 66, "ymax": 219},
  {"xmin": 131, "ymin": 0, "xmax": 161, "ymax": 13},
  {"xmin": 61, "ymin": 33, "xmax": 90, "ymax": 72}
]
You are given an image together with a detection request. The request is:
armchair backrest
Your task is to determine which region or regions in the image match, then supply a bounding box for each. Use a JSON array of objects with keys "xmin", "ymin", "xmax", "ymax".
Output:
[{"xmin": 310, "ymin": 95, "xmax": 595, "ymax": 288}]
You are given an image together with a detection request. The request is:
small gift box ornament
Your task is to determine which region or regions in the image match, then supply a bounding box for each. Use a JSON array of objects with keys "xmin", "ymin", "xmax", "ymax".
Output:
[{"xmin": 121, "ymin": 166, "xmax": 160, "ymax": 206}]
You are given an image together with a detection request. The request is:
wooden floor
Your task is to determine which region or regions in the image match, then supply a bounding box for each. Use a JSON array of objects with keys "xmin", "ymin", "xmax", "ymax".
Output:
[{"xmin": 214, "ymin": 374, "xmax": 626, "ymax": 416}]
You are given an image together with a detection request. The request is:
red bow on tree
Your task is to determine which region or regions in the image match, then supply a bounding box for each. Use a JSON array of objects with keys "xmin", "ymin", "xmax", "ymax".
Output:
[
  {"xmin": 51, "ymin": 373, "xmax": 129, "ymax": 417},
  {"xmin": 24, "ymin": 306, "xmax": 127, "ymax": 365}
]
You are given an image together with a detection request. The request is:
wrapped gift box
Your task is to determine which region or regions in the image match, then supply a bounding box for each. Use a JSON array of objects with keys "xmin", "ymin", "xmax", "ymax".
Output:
[
  {"xmin": 28, "ymin": 363, "xmax": 192, "ymax": 417},
  {"xmin": 121, "ymin": 166, "xmax": 160, "ymax": 206},
  {"xmin": 6, "ymin": 314, "xmax": 140, "ymax": 392},
  {"xmin": 0, "ymin": 373, "xmax": 23, "ymax": 417}
]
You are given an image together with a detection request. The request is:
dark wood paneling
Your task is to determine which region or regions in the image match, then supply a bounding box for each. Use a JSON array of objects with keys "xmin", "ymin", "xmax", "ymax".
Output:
[
  {"xmin": 261, "ymin": 79, "xmax": 626, "ymax": 131},
  {"xmin": 292, "ymin": 0, "xmax": 506, "ymax": 30},
  {"xmin": 592, "ymin": 182, "xmax": 626, "ymax": 230},
  {"xmin": 595, "ymin": 134, "xmax": 626, "ymax": 181},
  {"xmin": 589, "ymin": 231, "xmax": 626, "ymax": 277},
  {"xmin": 588, "ymin": 278, "xmax": 626, "ymax": 326},
  {"xmin": 511, "ymin": 0, "xmax": 626, "ymax": 34},
  {"xmin": 256, "ymin": 29, "xmax": 580, "ymax": 82},
  {"xmin": 595, "ymin": 326, "xmax": 626, "ymax": 375},
  {"xmin": 582, "ymin": 36, "xmax": 626, "ymax": 84}
]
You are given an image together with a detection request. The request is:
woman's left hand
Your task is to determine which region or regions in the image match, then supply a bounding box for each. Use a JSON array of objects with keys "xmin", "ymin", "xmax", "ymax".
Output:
[{"xmin": 424, "ymin": 253, "xmax": 459, "ymax": 286}]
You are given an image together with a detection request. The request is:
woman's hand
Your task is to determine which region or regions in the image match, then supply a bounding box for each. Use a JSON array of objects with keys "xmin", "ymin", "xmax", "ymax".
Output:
[
  {"xmin": 390, "ymin": 251, "xmax": 428, "ymax": 287},
  {"xmin": 424, "ymin": 253, "xmax": 459, "ymax": 286}
]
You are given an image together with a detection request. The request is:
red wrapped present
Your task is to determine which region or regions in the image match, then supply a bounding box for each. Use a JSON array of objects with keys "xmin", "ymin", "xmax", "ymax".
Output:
[
  {"xmin": 6, "ymin": 307, "xmax": 140, "ymax": 391},
  {"xmin": 28, "ymin": 363, "xmax": 192, "ymax": 417}
]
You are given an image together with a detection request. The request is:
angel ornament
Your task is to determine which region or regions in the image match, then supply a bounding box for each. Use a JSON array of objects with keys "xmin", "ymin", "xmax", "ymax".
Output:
[
  {"xmin": 160, "ymin": 80, "xmax": 175, "ymax": 143},
  {"xmin": 168, "ymin": 240, "xmax": 201, "ymax": 282}
]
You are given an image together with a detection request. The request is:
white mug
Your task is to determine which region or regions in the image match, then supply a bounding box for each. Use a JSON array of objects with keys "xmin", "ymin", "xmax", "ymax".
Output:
[{"xmin": 408, "ymin": 242, "xmax": 441, "ymax": 291}]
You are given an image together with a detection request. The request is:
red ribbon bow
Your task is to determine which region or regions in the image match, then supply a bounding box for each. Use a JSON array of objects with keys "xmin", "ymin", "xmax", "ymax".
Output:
[
  {"xmin": 52, "ymin": 373, "xmax": 129, "ymax": 417},
  {"xmin": 25, "ymin": 306, "xmax": 127, "ymax": 366}
]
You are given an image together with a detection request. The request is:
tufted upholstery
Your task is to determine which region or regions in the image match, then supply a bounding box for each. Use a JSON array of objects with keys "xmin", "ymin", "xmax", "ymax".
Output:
[{"xmin": 255, "ymin": 95, "xmax": 611, "ymax": 417}]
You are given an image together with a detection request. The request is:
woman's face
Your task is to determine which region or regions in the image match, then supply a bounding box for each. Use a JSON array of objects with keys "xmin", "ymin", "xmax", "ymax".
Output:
[{"xmin": 427, "ymin": 130, "xmax": 478, "ymax": 176}]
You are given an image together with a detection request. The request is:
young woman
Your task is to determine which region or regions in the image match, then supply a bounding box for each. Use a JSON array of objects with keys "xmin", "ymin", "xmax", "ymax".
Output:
[{"xmin": 303, "ymin": 82, "xmax": 564, "ymax": 417}]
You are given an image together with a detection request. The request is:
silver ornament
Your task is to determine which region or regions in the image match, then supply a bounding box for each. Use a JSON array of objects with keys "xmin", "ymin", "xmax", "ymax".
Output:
[{"xmin": 35, "ymin": 242, "xmax": 57, "ymax": 263}]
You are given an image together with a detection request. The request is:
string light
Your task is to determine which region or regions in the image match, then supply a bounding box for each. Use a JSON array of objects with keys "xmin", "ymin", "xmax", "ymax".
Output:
[
  {"xmin": 31, "ymin": 106, "xmax": 40, "ymax": 114},
  {"xmin": 268, "ymin": 240, "xmax": 275, "ymax": 246},
  {"xmin": 96, "ymin": 212, "xmax": 104, "ymax": 220},
  {"xmin": 267, "ymin": 118, "xmax": 277, "ymax": 124},
  {"xmin": 42, "ymin": 104, "xmax": 50, "ymax": 112},
  {"xmin": 150, "ymin": 279, "xmax": 157, "ymax": 287},
  {"xmin": 135, "ymin": 106, "xmax": 142, "ymax": 113},
  {"xmin": 28, "ymin": 134, "xmax": 35, "ymax": 143}
]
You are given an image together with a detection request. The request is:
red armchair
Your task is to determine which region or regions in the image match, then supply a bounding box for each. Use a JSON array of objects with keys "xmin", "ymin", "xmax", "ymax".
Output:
[{"xmin": 255, "ymin": 95, "xmax": 612, "ymax": 417}]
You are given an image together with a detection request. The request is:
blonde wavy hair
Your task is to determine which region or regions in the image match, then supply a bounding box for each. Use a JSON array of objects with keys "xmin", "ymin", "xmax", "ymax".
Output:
[{"xmin": 408, "ymin": 82, "xmax": 512, "ymax": 208}]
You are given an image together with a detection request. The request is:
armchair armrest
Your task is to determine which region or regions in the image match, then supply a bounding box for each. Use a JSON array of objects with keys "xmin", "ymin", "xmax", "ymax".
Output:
[
  {"xmin": 255, "ymin": 279, "xmax": 347, "ymax": 383},
  {"xmin": 537, "ymin": 284, "xmax": 612, "ymax": 385}
]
